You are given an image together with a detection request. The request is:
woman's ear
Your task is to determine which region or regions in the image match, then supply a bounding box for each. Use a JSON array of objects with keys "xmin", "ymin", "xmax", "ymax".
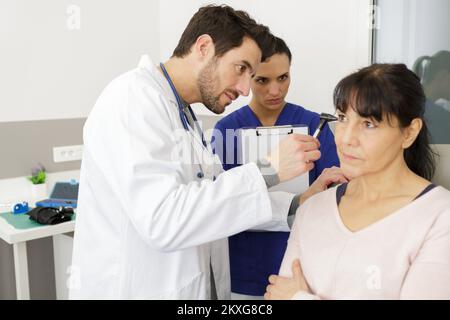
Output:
[
  {"xmin": 193, "ymin": 34, "xmax": 215, "ymax": 60},
  {"xmin": 402, "ymin": 118, "xmax": 423, "ymax": 149}
]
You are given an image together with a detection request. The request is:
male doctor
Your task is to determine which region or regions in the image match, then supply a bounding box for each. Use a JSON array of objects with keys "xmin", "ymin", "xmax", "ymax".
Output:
[{"xmin": 70, "ymin": 5, "xmax": 321, "ymax": 299}]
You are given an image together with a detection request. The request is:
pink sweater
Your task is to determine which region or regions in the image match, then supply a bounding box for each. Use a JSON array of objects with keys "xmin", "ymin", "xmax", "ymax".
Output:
[{"xmin": 280, "ymin": 186, "xmax": 450, "ymax": 300}]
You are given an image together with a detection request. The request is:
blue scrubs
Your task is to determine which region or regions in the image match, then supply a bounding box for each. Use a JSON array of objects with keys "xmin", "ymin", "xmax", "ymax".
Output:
[{"xmin": 212, "ymin": 103, "xmax": 340, "ymax": 296}]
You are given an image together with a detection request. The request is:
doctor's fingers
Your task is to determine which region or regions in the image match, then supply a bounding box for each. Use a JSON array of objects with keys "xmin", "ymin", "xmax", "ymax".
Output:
[
  {"xmin": 295, "ymin": 141, "xmax": 321, "ymax": 154},
  {"xmin": 301, "ymin": 149, "xmax": 321, "ymax": 163},
  {"xmin": 322, "ymin": 166, "xmax": 345, "ymax": 175},
  {"xmin": 324, "ymin": 174, "xmax": 349, "ymax": 186},
  {"xmin": 289, "ymin": 154, "xmax": 315, "ymax": 175},
  {"xmin": 323, "ymin": 168, "xmax": 350, "ymax": 183},
  {"xmin": 291, "ymin": 134, "xmax": 320, "ymax": 148},
  {"xmin": 297, "ymin": 161, "xmax": 315, "ymax": 174},
  {"xmin": 320, "ymin": 168, "xmax": 348, "ymax": 181}
]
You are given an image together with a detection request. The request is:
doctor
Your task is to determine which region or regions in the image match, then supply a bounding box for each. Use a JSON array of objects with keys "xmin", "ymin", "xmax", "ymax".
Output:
[{"xmin": 70, "ymin": 5, "xmax": 321, "ymax": 299}]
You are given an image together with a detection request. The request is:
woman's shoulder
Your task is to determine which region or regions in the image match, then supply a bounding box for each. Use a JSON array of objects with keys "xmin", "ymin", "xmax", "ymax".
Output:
[
  {"xmin": 293, "ymin": 187, "xmax": 340, "ymax": 233},
  {"xmin": 397, "ymin": 185, "xmax": 450, "ymax": 235},
  {"xmin": 421, "ymin": 185, "xmax": 450, "ymax": 204},
  {"xmin": 299, "ymin": 187, "xmax": 338, "ymax": 216},
  {"xmin": 426, "ymin": 186, "xmax": 450, "ymax": 213},
  {"xmin": 417, "ymin": 186, "xmax": 450, "ymax": 250}
]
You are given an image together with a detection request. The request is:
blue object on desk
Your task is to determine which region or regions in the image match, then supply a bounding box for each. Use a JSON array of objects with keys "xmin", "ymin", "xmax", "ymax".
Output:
[
  {"xmin": 13, "ymin": 202, "xmax": 29, "ymax": 214},
  {"xmin": 35, "ymin": 182, "xmax": 79, "ymax": 209}
]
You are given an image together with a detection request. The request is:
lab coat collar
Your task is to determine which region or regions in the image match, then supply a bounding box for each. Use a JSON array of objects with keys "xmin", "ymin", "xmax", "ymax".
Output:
[{"xmin": 137, "ymin": 54, "xmax": 178, "ymax": 105}]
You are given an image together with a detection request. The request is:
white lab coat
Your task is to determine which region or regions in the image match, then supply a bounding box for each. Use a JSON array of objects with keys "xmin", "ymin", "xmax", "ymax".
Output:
[{"xmin": 69, "ymin": 56, "xmax": 294, "ymax": 300}]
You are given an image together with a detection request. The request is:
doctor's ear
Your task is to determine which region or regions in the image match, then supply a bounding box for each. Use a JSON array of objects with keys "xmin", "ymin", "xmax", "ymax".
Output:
[
  {"xmin": 193, "ymin": 34, "xmax": 215, "ymax": 60},
  {"xmin": 402, "ymin": 118, "xmax": 423, "ymax": 149}
]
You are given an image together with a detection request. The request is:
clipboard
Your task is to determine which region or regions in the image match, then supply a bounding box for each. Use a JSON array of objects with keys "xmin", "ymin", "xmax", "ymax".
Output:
[{"xmin": 238, "ymin": 125, "xmax": 310, "ymax": 194}]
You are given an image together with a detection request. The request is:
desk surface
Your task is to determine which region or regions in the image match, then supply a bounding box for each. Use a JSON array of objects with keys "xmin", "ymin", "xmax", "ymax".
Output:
[
  {"xmin": 0, "ymin": 216, "xmax": 75, "ymax": 244},
  {"xmin": 0, "ymin": 203, "xmax": 75, "ymax": 244},
  {"xmin": 0, "ymin": 171, "xmax": 79, "ymax": 244}
]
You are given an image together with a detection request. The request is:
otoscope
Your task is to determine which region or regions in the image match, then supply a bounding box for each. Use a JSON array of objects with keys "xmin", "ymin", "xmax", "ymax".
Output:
[
  {"xmin": 312, "ymin": 113, "xmax": 338, "ymax": 139},
  {"xmin": 312, "ymin": 113, "xmax": 346, "ymax": 188}
]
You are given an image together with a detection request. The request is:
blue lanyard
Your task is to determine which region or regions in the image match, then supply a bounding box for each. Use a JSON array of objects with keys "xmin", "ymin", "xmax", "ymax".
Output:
[{"xmin": 160, "ymin": 63, "xmax": 207, "ymax": 148}]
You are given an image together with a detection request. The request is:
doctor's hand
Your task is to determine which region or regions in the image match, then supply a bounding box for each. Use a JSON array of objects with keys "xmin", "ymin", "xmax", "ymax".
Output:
[
  {"xmin": 299, "ymin": 166, "xmax": 348, "ymax": 205},
  {"xmin": 267, "ymin": 134, "xmax": 321, "ymax": 183},
  {"xmin": 264, "ymin": 259, "xmax": 310, "ymax": 300}
]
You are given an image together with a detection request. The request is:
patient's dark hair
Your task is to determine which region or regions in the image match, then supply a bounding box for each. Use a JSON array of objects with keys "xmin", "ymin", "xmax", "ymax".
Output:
[
  {"xmin": 173, "ymin": 5, "xmax": 275, "ymax": 62},
  {"xmin": 333, "ymin": 63, "xmax": 436, "ymax": 180}
]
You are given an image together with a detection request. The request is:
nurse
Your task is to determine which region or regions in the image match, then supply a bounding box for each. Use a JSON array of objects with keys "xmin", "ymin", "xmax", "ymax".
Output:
[
  {"xmin": 70, "ymin": 6, "xmax": 322, "ymax": 299},
  {"xmin": 212, "ymin": 37, "xmax": 343, "ymax": 299}
]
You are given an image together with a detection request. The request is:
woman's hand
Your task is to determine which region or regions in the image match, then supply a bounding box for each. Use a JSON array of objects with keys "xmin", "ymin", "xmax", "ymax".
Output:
[
  {"xmin": 300, "ymin": 166, "xmax": 348, "ymax": 205},
  {"xmin": 264, "ymin": 259, "xmax": 310, "ymax": 300}
]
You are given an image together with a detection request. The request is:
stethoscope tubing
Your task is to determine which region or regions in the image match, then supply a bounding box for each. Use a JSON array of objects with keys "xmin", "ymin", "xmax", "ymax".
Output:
[{"xmin": 160, "ymin": 63, "xmax": 212, "ymax": 179}]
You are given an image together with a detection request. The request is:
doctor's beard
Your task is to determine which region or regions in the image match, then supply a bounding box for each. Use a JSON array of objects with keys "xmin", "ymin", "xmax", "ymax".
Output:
[{"xmin": 197, "ymin": 59, "xmax": 227, "ymax": 114}]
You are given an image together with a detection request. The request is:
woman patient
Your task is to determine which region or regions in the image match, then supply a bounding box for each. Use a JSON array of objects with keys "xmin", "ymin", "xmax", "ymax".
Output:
[{"xmin": 265, "ymin": 64, "xmax": 450, "ymax": 300}]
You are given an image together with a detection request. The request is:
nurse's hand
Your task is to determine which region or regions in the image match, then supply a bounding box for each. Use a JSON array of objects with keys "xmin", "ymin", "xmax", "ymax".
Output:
[
  {"xmin": 264, "ymin": 259, "xmax": 310, "ymax": 300},
  {"xmin": 267, "ymin": 134, "xmax": 321, "ymax": 183},
  {"xmin": 300, "ymin": 166, "xmax": 348, "ymax": 205}
]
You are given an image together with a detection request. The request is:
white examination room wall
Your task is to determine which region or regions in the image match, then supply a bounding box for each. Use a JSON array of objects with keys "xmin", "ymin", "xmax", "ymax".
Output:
[{"xmin": 0, "ymin": 0, "xmax": 160, "ymax": 123}]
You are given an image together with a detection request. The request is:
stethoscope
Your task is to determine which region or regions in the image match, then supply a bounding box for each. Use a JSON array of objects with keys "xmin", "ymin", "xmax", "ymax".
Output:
[{"xmin": 160, "ymin": 63, "xmax": 212, "ymax": 180}]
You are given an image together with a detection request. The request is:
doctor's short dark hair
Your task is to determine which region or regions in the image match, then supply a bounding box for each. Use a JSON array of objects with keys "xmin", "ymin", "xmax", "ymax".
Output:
[
  {"xmin": 333, "ymin": 63, "xmax": 436, "ymax": 181},
  {"xmin": 172, "ymin": 5, "xmax": 276, "ymax": 62}
]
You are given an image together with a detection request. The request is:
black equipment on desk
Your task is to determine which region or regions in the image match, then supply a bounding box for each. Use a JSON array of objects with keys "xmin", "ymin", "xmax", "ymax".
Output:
[{"xmin": 27, "ymin": 206, "xmax": 74, "ymax": 225}]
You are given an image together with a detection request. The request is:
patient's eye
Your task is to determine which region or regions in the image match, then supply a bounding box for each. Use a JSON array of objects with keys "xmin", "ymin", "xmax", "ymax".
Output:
[
  {"xmin": 363, "ymin": 120, "xmax": 377, "ymax": 129},
  {"xmin": 337, "ymin": 113, "xmax": 347, "ymax": 122}
]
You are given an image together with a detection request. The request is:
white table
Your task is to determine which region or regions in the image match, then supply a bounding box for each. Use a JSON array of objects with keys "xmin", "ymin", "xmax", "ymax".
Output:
[
  {"xmin": 0, "ymin": 170, "xmax": 80, "ymax": 299},
  {"xmin": 0, "ymin": 212, "xmax": 75, "ymax": 300}
]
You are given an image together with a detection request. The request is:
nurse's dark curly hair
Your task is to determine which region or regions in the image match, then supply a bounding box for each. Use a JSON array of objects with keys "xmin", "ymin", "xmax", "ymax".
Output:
[
  {"xmin": 333, "ymin": 63, "xmax": 437, "ymax": 180},
  {"xmin": 172, "ymin": 5, "xmax": 276, "ymax": 62}
]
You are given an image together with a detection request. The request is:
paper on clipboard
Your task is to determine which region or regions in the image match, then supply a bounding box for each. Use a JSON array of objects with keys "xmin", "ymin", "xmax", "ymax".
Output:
[{"xmin": 239, "ymin": 125, "xmax": 310, "ymax": 194}]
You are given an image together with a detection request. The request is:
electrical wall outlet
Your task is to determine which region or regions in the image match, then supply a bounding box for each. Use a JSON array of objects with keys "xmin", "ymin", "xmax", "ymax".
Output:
[{"xmin": 53, "ymin": 145, "xmax": 84, "ymax": 163}]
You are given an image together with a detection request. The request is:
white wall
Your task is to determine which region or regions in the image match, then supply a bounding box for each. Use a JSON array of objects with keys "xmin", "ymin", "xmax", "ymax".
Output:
[
  {"xmin": 1, "ymin": 0, "xmax": 372, "ymax": 121},
  {"xmin": 159, "ymin": 0, "xmax": 373, "ymax": 116},
  {"xmin": 0, "ymin": 0, "xmax": 160, "ymax": 122}
]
